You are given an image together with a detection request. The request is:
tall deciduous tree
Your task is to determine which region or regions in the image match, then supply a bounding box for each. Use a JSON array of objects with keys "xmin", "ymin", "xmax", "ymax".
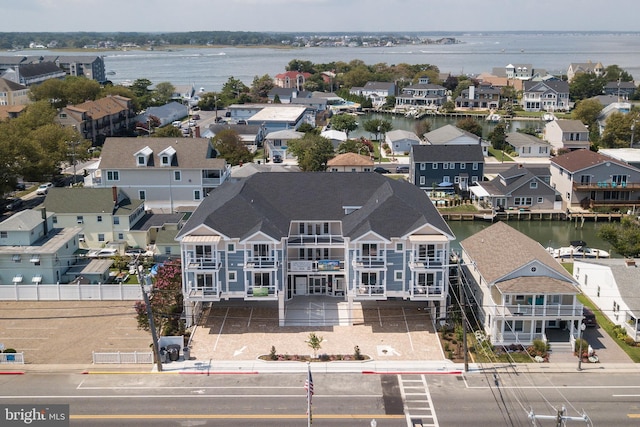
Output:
[
  {"xmin": 250, "ymin": 74, "xmax": 274, "ymax": 101},
  {"xmin": 362, "ymin": 118, "xmax": 392, "ymax": 140},
  {"xmin": 598, "ymin": 217, "xmax": 640, "ymax": 257},
  {"xmin": 153, "ymin": 82, "xmax": 176, "ymax": 105},
  {"xmin": 569, "ymin": 73, "xmax": 606, "ymax": 101},
  {"xmin": 212, "ymin": 129, "xmax": 253, "ymax": 166},
  {"xmin": 330, "ymin": 114, "xmax": 358, "ymax": 137},
  {"xmin": 134, "ymin": 259, "xmax": 184, "ymax": 337},
  {"xmin": 600, "ymin": 111, "xmax": 639, "ymax": 148},
  {"xmin": 488, "ymin": 123, "xmax": 507, "ymax": 150},
  {"xmin": 456, "ymin": 117, "xmax": 483, "ymax": 137},
  {"xmin": 288, "ymin": 134, "xmax": 334, "ymax": 171}
]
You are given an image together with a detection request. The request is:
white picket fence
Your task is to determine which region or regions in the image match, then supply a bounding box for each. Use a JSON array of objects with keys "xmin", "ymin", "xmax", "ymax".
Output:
[
  {"xmin": 0, "ymin": 353, "xmax": 25, "ymax": 364},
  {"xmin": 92, "ymin": 351, "xmax": 154, "ymax": 364},
  {"xmin": 0, "ymin": 283, "xmax": 143, "ymax": 301}
]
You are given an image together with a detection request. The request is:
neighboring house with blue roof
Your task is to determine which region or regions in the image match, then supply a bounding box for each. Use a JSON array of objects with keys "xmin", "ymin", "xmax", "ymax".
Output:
[
  {"xmin": 410, "ymin": 144, "xmax": 485, "ymax": 194},
  {"xmin": 573, "ymin": 258, "xmax": 640, "ymax": 342},
  {"xmin": 176, "ymin": 173, "xmax": 455, "ymax": 327}
]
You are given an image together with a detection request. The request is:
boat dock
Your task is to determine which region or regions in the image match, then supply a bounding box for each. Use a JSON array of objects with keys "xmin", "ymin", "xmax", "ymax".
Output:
[{"xmin": 440, "ymin": 210, "xmax": 625, "ymax": 222}]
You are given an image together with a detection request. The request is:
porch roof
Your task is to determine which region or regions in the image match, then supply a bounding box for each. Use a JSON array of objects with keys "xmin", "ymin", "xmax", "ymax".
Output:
[
  {"xmin": 408, "ymin": 235, "xmax": 450, "ymax": 242},
  {"xmin": 495, "ymin": 276, "xmax": 579, "ymax": 294},
  {"xmin": 182, "ymin": 236, "xmax": 221, "ymax": 243}
]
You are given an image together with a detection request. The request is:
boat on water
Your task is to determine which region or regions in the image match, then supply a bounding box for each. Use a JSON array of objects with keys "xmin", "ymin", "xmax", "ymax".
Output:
[
  {"xmin": 546, "ymin": 240, "xmax": 610, "ymax": 259},
  {"xmin": 485, "ymin": 113, "xmax": 502, "ymax": 123},
  {"xmin": 106, "ymin": 71, "xmax": 116, "ymax": 75}
]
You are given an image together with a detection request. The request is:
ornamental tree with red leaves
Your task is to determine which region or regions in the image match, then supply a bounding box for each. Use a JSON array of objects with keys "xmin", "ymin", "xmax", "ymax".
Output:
[{"xmin": 134, "ymin": 259, "xmax": 184, "ymax": 337}]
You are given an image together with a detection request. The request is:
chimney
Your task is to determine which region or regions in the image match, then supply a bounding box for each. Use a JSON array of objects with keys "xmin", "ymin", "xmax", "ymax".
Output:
[
  {"xmin": 112, "ymin": 186, "xmax": 118, "ymax": 204},
  {"xmin": 194, "ymin": 126, "xmax": 200, "ymax": 138}
]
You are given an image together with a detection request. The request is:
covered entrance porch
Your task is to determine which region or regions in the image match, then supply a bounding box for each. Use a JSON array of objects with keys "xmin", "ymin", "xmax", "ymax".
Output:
[{"xmin": 287, "ymin": 274, "xmax": 346, "ymax": 299}]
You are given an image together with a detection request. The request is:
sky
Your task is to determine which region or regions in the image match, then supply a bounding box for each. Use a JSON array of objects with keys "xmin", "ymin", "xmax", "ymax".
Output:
[{"xmin": 3, "ymin": 0, "xmax": 639, "ymax": 33}]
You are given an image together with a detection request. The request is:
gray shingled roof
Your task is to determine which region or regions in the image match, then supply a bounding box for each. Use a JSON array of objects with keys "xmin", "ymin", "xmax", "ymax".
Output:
[
  {"xmin": 178, "ymin": 173, "xmax": 454, "ymax": 242},
  {"xmin": 424, "ymin": 125, "xmax": 482, "ymax": 145},
  {"xmin": 506, "ymin": 132, "xmax": 550, "ymax": 148},
  {"xmin": 460, "ymin": 221, "xmax": 577, "ymax": 288},
  {"xmin": 411, "ymin": 144, "xmax": 484, "ymax": 163},
  {"xmin": 577, "ymin": 259, "xmax": 640, "ymax": 317}
]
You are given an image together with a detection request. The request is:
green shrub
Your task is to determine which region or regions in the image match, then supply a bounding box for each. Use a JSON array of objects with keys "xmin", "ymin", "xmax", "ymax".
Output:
[
  {"xmin": 269, "ymin": 346, "xmax": 277, "ymax": 361},
  {"xmin": 3, "ymin": 348, "xmax": 16, "ymax": 353}
]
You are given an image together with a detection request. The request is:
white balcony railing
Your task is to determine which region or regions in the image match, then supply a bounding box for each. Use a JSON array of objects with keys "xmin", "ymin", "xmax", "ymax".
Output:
[
  {"xmin": 185, "ymin": 256, "xmax": 220, "ymax": 270},
  {"xmin": 492, "ymin": 304, "xmax": 583, "ymax": 318},
  {"xmin": 244, "ymin": 256, "xmax": 278, "ymax": 269}
]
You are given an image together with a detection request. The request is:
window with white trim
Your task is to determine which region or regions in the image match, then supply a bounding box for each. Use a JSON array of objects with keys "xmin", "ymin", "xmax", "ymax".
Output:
[
  {"xmin": 419, "ymin": 176, "xmax": 425, "ymax": 185},
  {"xmin": 395, "ymin": 270, "xmax": 403, "ymax": 281},
  {"xmin": 174, "ymin": 170, "xmax": 181, "ymax": 181},
  {"xmin": 420, "ymin": 163, "xmax": 426, "ymax": 170},
  {"xmin": 106, "ymin": 170, "xmax": 120, "ymax": 181},
  {"xmin": 432, "ymin": 163, "xmax": 438, "ymax": 169}
]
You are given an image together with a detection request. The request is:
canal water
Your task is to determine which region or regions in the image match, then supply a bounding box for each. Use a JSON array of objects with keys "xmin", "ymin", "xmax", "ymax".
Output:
[{"xmin": 446, "ymin": 219, "xmax": 618, "ymax": 257}]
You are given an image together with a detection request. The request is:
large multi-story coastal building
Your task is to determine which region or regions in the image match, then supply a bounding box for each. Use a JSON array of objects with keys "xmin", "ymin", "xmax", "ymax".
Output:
[{"xmin": 177, "ymin": 173, "xmax": 455, "ymax": 326}]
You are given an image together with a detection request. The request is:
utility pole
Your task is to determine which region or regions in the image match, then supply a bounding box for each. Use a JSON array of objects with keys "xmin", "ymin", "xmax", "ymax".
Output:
[
  {"xmin": 136, "ymin": 258, "xmax": 162, "ymax": 372},
  {"xmin": 528, "ymin": 406, "xmax": 590, "ymax": 426},
  {"xmin": 458, "ymin": 257, "xmax": 469, "ymax": 372}
]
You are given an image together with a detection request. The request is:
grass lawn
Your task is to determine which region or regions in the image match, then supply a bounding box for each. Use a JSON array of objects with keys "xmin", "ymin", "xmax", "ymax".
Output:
[{"xmin": 488, "ymin": 147, "xmax": 514, "ymax": 162}]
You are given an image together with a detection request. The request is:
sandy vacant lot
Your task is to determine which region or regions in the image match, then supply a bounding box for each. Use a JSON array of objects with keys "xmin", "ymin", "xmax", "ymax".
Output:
[{"xmin": 0, "ymin": 301, "xmax": 152, "ymax": 364}]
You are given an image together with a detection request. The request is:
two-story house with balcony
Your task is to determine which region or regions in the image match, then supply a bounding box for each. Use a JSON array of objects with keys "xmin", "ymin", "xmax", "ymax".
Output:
[
  {"xmin": 176, "ymin": 173, "xmax": 455, "ymax": 327},
  {"xmin": 522, "ymin": 80, "xmax": 570, "ymax": 112},
  {"xmin": 544, "ymin": 119, "xmax": 590, "ymax": 152},
  {"xmin": 460, "ymin": 221, "xmax": 583, "ymax": 346},
  {"xmin": 95, "ymin": 137, "xmax": 231, "ymax": 212},
  {"xmin": 0, "ymin": 209, "xmax": 89, "ymax": 286},
  {"xmin": 455, "ymin": 84, "xmax": 501, "ymax": 110},
  {"xmin": 395, "ymin": 77, "xmax": 447, "ymax": 111},
  {"xmin": 410, "ymin": 144, "xmax": 485, "ymax": 194},
  {"xmin": 350, "ymin": 81, "xmax": 395, "ymax": 109},
  {"xmin": 56, "ymin": 95, "xmax": 135, "ymax": 146},
  {"xmin": 550, "ymin": 149, "xmax": 640, "ymax": 209},
  {"xmin": 43, "ymin": 187, "xmax": 146, "ymax": 251}
]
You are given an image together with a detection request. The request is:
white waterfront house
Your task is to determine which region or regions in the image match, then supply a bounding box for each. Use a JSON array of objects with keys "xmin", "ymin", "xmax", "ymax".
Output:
[
  {"xmin": 460, "ymin": 221, "xmax": 583, "ymax": 346},
  {"xmin": 94, "ymin": 137, "xmax": 231, "ymax": 212}
]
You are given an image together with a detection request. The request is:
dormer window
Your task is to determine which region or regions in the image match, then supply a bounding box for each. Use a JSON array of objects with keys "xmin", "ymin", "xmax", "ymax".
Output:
[
  {"xmin": 158, "ymin": 146, "xmax": 176, "ymax": 167},
  {"xmin": 134, "ymin": 146, "xmax": 153, "ymax": 167}
]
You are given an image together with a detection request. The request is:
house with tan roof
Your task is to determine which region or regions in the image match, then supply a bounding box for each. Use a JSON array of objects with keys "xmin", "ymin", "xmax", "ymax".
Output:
[
  {"xmin": 56, "ymin": 95, "xmax": 135, "ymax": 145},
  {"xmin": 543, "ymin": 119, "xmax": 590, "ymax": 152},
  {"xmin": 0, "ymin": 78, "xmax": 29, "ymax": 105},
  {"xmin": 567, "ymin": 61, "xmax": 605, "ymax": 83},
  {"xmin": 460, "ymin": 221, "xmax": 583, "ymax": 346},
  {"xmin": 327, "ymin": 153, "xmax": 373, "ymax": 172},
  {"xmin": 550, "ymin": 149, "xmax": 640, "ymax": 209},
  {"xmin": 93, "ymin": 137, "xmax": 231, "ymax": 212}
]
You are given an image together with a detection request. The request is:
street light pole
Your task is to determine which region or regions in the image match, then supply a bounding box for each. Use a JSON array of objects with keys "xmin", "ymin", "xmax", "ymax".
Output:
[
  {"xmin": 577, "ymin": 322, "xmax": 586, "ymax": 371},
  {"xmin": 136, "ymin": 261, "xmax": 163, "ymax": 372}
]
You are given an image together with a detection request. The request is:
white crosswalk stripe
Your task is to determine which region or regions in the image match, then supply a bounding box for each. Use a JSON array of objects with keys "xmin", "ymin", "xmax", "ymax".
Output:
[{"xmin": 398, "ymin": 374, "xmax": 440, "ymax": 427}]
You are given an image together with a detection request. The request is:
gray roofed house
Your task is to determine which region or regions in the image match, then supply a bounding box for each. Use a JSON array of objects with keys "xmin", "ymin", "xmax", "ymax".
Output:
[
  {"xmin": 410, "ymin": 144, "xmax": 485, "ymax": 192},
  {"xmin": 460, "ymin": 221, "xmax": 582, "ymax": 346},
  {"xmin": 136, "ymin": 102, "xmax": 188, "ymax": 127},
  {"xmin": 1, "ymin": 61, "xmax": 67, "ymax": 86},
  {"xmin": 176, "ymin": 172, "xmax": 455, "ymax": 327},
  {"xmin": 424, "ymin": 124, "xmax": 489, "ymax": 156},
  {"xmin": 95, "ymin": 137, "xmax": 231, "ymax": 212},
  {"xmin": 573, "ymin": 258, "xmax": 640, "ymax": 342},
  {"xmin": 385, "ymin": 129, "xmax": 422, "ymax": 155},
  {"xmin": 471, "ymin": 164, "xmax": 560, "ymax": 211},
  {"xmin": 505, "ymin": 132, "xmax": 551, "ymax": 158},
  {"xmin": 0, "ymin": 210, "xmax": 87, "ymax": 285},
  {"xmin": 522, "ymin": 80, "xmax": 570, "ymax": 112}
]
